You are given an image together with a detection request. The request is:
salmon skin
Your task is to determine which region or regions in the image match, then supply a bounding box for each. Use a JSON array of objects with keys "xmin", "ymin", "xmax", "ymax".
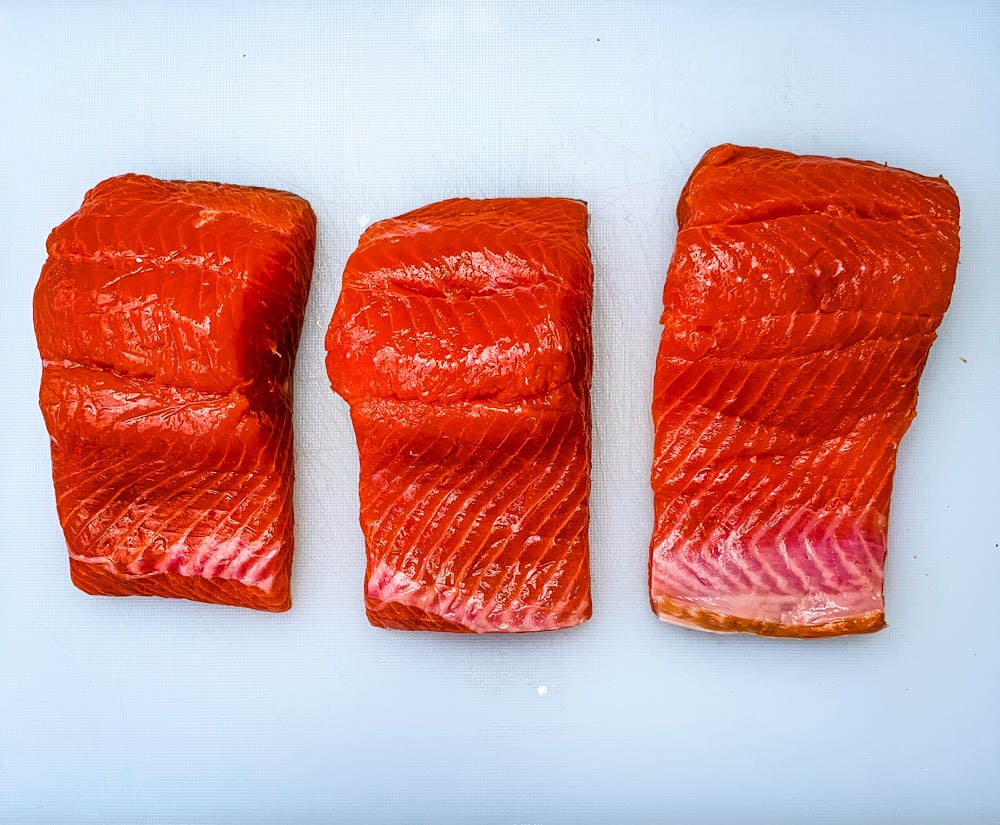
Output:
[
  {"xmin": 34, "ymin": 174, "xmax": 316, "ymax": 611},
  {"xmin": 326, "ymin": 198, "xmax": 593, "ymax": 632},
  {"xmin": 650, "ymin": 144, "xmax": 960, "ymax": 637}
]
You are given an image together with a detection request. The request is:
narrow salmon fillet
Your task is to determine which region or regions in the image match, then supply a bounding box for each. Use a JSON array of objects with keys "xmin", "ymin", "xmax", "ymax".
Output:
[
  {"xmin": 650, "ymin": 144, "xmax": 960, "ymax": 637},
  {"xmin": 326, "ymin": 198, "xmax": 593, "ymax": 632},
  {"xmin": 34, "ymin": 174, "xmax": 316, "ymax": 611}
]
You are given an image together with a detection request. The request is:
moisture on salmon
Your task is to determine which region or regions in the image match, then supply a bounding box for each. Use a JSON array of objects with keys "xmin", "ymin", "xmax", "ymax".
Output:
[
  {"xmin": 326, "ymin": 198, "xmax": 594, "ymax": 633},
  {"xmin": 34, "ymin": 174, "xmax": 316, "ymax": 611},
  {"xmin": 650, "ymin": 144, "xmax": 960, "ymax": 637}
]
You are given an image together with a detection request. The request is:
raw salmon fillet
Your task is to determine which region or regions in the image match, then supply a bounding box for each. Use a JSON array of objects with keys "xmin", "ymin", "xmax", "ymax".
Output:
[
  {"xmin": 34, "ymin": 174, "xmax": 316, "ymax": 611},
  {"xmin": 326, "ymin": 198, "xmax": 593, "ymax": 632},
  {"xmin": 651, "ymin": 144, "xmax": 960, "ymax": 637}
]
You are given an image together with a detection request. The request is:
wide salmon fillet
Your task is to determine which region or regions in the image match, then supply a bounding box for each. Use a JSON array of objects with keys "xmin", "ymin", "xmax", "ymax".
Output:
[
  {"xmin": 326, "ymin": 198, "xmax": 593, "ymax": 632},
  {"xmin": 34, "ymin": 174, "xmax": 316, "ymax": 611},
  {"xmin": 650, "ymin": 144, "xmax": 960, "ymax": 637}
]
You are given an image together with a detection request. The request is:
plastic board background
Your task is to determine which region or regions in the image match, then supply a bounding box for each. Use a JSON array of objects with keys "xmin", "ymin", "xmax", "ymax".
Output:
[{"xmin": 1, "ymin": 2, "xmax": 999, "ymax": 823}]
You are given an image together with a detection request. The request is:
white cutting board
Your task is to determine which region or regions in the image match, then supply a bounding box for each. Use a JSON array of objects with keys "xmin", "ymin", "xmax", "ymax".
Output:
[{"xmin": 2, "ymin": 3, "xmax": 998, "ymax": 823}]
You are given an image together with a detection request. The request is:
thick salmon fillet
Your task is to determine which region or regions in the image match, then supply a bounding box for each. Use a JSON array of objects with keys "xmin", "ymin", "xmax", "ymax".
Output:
[
  {"xmin": 650, "ymin": 144, "xmax": 960, "ymax": 637},
  {"xmin": 34, "ymin": 174, "xmax": 316, "ymax": 611},
  {"xmin": 326, "ymin": 198, "xmax": 593, "ymax": 632}
]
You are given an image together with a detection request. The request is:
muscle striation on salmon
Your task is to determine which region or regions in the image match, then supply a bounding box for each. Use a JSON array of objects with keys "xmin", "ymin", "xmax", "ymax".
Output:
[
  {"xmin": 326, "ymin": 198, "xmax": 593, "ymax": 632},
  {"xmin": 650, "ymin": 144, "xmax": 960, "ymax": 637},
  {"xmin": 34, "ymin": 174, "xmax": 316, "ymax": 611}
]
